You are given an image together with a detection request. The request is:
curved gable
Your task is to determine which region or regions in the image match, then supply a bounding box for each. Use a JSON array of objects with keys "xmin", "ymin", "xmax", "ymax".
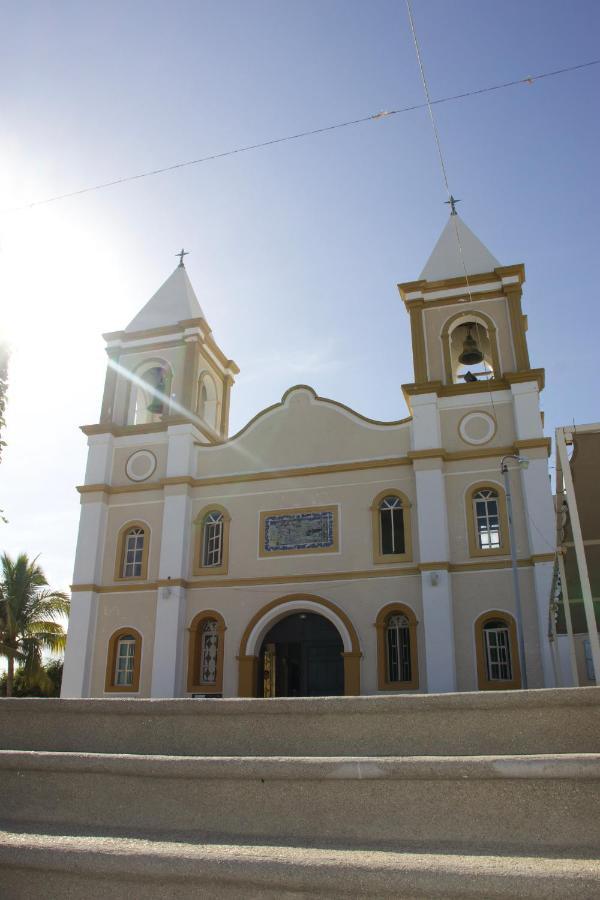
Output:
[{"xmin": 196, "ymin": 386, "xmax": 411, "ymax": 477}]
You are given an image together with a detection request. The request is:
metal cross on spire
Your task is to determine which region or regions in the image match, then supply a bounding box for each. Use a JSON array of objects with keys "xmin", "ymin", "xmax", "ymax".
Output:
[
  {"xmin": 444, "ymin": 195, "xmax": 461, "ymax": 216},
  {"xmin": 175, "ymin": 248, "xmax": 189, "ymax": 267}
]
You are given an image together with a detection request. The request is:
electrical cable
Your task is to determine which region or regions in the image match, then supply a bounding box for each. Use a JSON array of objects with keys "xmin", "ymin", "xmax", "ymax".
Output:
[
  {"xmin": 1, "ymin": 58, "xmax": 598, "ymax": 214},
  {"xmin": 405, "ymin": 0, "xmax": 505, "ymax": 424}
]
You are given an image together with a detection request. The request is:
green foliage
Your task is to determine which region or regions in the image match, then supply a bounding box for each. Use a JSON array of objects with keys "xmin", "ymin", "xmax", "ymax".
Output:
[
  {"xmin": 0, "ymin": 658, "xmax": 63, "ymax": 697},
  {"xmin": 0, "ymin": 552, "xmax": 70, "ymax": 696}
]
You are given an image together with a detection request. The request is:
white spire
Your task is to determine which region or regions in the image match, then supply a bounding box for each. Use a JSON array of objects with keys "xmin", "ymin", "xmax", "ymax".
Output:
[
  {"xmin": 419, "ymin": 214, "xmax": 500, "ymax": 281},
  {"xmin": 125, "ymin": 264, "xmax": 207, "ymax": 333}
]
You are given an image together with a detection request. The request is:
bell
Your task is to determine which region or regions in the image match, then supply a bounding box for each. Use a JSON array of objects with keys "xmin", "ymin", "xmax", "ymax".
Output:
[
  {"xmin": 458, "ymin": 326, "xmax": 484, "ymax": 366},
  {"xmin": 147, "ymin": 396, "xmax": 164, "ymax": 415}
]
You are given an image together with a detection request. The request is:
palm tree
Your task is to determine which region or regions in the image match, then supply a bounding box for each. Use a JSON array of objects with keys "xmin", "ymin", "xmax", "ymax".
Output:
[{"xmin": 0, "ymin": 553, "xmax": 70, "ymax": 697}]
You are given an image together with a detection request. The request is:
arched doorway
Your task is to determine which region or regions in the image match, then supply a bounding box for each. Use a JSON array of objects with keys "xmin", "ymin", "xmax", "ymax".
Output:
[
  {"xmin": 259, "ymin": 612, "xmax": 344, "ymax": 697},
  {"xmin": 238, "ymin": 594, "xmax": 362, "ymax": 697}
]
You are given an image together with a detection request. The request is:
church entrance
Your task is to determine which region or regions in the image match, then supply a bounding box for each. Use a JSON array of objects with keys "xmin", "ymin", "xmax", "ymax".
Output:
[{"xmin": 258, "ymin": 612, "xmax": 344, "ymax": 697}]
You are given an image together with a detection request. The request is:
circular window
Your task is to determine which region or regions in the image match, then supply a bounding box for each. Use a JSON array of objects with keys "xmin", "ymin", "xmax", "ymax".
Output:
[
  {"xmin": 458, "ymin": 412, "xmax": 496, "ymax": 446},
  {"xmin": 126, "ymin": 450, "xmax": 157, "ymax": 482}
]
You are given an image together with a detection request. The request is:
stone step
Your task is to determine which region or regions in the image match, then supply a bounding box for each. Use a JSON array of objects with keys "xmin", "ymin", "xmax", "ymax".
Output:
[
  {"xmin": 2, "ymin": 687, "xmax": 599, "ymax": 758},
  {"xmin": 1, "ymin": 828, "xmax": 599, "ymax": 899},
  {"xmin": 2, "ymin": 750, "xmax": 599, "ymax": 852}
]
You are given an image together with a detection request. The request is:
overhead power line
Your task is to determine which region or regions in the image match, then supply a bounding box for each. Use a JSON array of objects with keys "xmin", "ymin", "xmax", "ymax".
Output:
[{"xmin": 3, "ymin": 58, "xmax": 599, "ymax": 214}]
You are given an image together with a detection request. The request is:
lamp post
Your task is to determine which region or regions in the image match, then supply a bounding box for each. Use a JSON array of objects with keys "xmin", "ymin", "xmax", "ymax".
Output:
[{"xmin": 501, "ymin": 454, "xmax": 529, "ymax": 689}]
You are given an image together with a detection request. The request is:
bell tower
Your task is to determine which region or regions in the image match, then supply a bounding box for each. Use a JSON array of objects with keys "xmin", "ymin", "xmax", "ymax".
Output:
[
  {"xmin": 98, "ymin": 257, "xmax": 239, "ymax": 442},
  {"xmin": 398, "ymin": 213, "xmax": 540, "ymax": 399},
  {"xmin": 396, "ymin": 213, "xmax": 555, "ymax": 692}
]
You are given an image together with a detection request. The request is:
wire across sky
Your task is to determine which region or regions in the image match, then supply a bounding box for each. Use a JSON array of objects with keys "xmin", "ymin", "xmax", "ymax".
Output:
[{"xmin": 3, "ymin": 58, "xmax": 599, "ymax": 214}]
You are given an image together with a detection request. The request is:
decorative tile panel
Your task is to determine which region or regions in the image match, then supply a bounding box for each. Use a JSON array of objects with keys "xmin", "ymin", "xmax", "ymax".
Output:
[{"xmin": 259, "ymin": 506, "xmax": 338, "ymax": 556}]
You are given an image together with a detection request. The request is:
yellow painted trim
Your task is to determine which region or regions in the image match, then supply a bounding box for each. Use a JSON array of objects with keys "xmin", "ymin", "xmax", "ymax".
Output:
[
  {"xmin": 375, "ymin": 602, "xmax": 419, "ymax": 691},
  {"xmin": 76, "ymin": 456, "xmax": 415, "ymax": 496},
  {"xmin": 504, "ymin": 368, "xmax": 545, "ymax": 389},
  {"xmin": 466, "ymin": 481, "xmax": 509, "ymax": 559},
  {"xmin": 258, "ymin": 505, "xmax": 339, "ymax": 558},
  {"xmin": 504, "ymin": 285, "xmax": 530, "ymax": 370},
  {"xmin": 515, "ymin": 437, "xmax": 551, "ymax": 454},
  {"xmin": 114, "ymin": 521, "xmax": 150, "ymax": 582},
  {"xmin": 371, "ymin": 489, "xmax": 413, "ymax": 565},
  {"xmin": 531, "ymin": 553, "xmax": 555, "ymax": 563},
  {"xmin": 398, "ymin": 270, "xmax": 510, "ymax": 302},
  {"xmin": 71, "ymin": 555, "xmax": 542, "ymax": 594},
  {"xmin": 475, "ymin": 610, "xmax": 521, "ymax": 690},
  {"xmin": 418, "ymin": 561, "xmax": 450, "ymax": 572},
  {"xmin": 450, "ymin": 558, "xmax": 531, "ymax": 572},
  {"xmin": 407, "ymin": 448, "xmax": 445, "ymax": 460},
  {"xmin": 104, "ymin": 627, "xmax": 142, "ymax": 693},
  {"xmin": 409, "ymin": 304, "xmax": 428, "ymax": 382},
  {"xmin": 186, "ymin": 610, "xmax": 226, "ymax": 694},
  {"xmin": 192, "ymin": 504, "xmax": 231, "ymax": 576}
]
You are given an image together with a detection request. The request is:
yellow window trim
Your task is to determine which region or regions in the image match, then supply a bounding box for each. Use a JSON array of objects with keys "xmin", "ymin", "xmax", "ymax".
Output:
[
  {"xmin": 104, "ymin": 627, "xmax": 142, "ymax": 693},
  {"xmin": 186, "ymin": 610, "xmax": 226, "ymax": 694},
  {"xmin": 192, "ymin": 504, "xmax": 231, "ymax": 576},
  {"xmin": 475, "ymin": 610, "xmax": 521, "ymax": 690},
  {"xmin": 466, "ymin": 481, "xmax": 509, "ymax": 558},
  {"xmin": 375, "ymin": 602, "xmax": 419, "ymax": 691},
  {"xmin": 371, "ymin": 489, "xmax": 413, "ymax": 565},
  {"xmin": 114, "ymin": 521, "xmax": 150, "ymax": 582}
]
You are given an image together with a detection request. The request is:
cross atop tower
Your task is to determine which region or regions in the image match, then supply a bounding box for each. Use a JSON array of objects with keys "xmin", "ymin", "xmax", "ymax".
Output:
[
  {"xmin": 444, "ymin": 195, "xmax": 461, "ymax": 216},
  {"xmin": 175, "ymin": 248, "xmax": 189, "ymax": 267}
]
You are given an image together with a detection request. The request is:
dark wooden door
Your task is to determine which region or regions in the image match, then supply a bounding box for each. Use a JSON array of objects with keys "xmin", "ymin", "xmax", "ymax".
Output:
[{"xmin": 258, "ymin": 613, "xmax": 344, "ymax": 697}]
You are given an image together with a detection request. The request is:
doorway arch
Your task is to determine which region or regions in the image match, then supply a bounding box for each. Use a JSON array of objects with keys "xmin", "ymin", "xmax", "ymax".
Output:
[{"xmin": 238, "ymin": 594, "xmax": 361, "ymax": 697}]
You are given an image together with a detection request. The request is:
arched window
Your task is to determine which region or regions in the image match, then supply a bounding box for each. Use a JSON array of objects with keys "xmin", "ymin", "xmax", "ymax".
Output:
[
  {"xmin": 466, "ymin": 483, "xmax": 508, "ymax": 558},
  {"xmin": 193, "ymin": 506, "xmax": 230, "ymax": 576},
  {"xmin": 475, "ymin": 611, "xmax": 521, "ymax": 690},
  {"xmin": 105, "ymin": 628, "xmax": 142, "ymax": 692},
  {"xmin": 473, "ymin": 489, "xmax": 500, "ymax": 550},
  {"xmin": 203, "ymin": 512, "xmax": 224, "ymax": 566},
  {"xmin": 132, "ymin": 363, "xmax": 173, "ymax": 425},
  {"xmin": 115, "ymin": 522, "xmax": 150, "ymax": 580},
  {"xmin": 187, "ymin": 611, "xmax": 226, "ymax": 693},
  {"xmin": 371, "ymin": 491, "xmax": 412, "ymax": 563},
  {"xmin": 197, "ymin": 371, "xmax": 219, "ymax": 430},
  {"xmin": 376, "ymin": 604, "xmax": 418, "ymax": 690}
]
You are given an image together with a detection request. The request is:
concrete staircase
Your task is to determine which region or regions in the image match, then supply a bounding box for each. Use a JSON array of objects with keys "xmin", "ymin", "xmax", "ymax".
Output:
[{"xmin": 1, "ymin": 687, "xmax": 599, "ymax": 898}]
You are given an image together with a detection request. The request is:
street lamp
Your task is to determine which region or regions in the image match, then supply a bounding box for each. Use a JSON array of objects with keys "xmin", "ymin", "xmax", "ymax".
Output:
[{"xmin": 500, "ymin": 454, "xmax": 529, "ymax": 689}]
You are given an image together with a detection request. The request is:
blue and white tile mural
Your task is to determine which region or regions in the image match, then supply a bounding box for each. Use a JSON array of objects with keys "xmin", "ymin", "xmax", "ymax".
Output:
[{"xmin": 263, "ymin": 509, "xmax": 335, "ymax": 552}]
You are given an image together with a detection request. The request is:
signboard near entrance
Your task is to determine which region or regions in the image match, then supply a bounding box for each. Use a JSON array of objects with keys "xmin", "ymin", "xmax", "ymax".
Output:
[{"xmin": 259, "ymin": 506, "xmax": 338, "ymax": 556}]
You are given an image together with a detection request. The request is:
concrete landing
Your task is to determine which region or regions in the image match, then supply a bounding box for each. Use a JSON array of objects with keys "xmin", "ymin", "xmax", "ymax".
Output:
[{"xmin": 1, "ymin": 687, "xmax": 599, "ymax": 897}]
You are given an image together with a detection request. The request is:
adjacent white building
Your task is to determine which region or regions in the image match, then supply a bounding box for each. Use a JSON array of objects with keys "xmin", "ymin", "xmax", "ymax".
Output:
[{"xmin": 62, "ymin": 215, "xmax": 556, "ymax": 698}]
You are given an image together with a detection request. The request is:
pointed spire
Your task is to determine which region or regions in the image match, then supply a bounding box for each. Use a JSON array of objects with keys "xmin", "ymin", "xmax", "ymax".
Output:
[
  {"xmin": 419, "ymin": 214, "xmax": 500, "ymax": 282},
  {"xmin": 125, "ymin": 264, "xmax": 207, "ymax": 333}
]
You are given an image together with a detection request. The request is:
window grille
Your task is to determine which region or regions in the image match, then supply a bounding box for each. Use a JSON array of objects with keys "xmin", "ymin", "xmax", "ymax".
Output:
[
  {"xmin": 386, "ymin": 613, "xmax": 411, "ymax": 682},
  {"xmin": 200, "ymin": 619, "xmax": 218, "ymax": 684},
  {"xmin": 483, "ymin": 620, "xmax": 513, "ymax": 681},
  {"xmin": 379, "ymin": 496, "xmax": 405, "ymax": 555},
  {"xmin": 202, "ymin": 512, "xmax": 224, "ymax": 567},
  {"xmin": 123, "ymin": 528, "xmax": 145, "ymax": 577},
  {"xmin": 473, "ymin": 489, "xmax": 501, "ymax": 550},
  {"xmin": 115, "ymin": 635, "xmax": 136, "ymax": 686}
]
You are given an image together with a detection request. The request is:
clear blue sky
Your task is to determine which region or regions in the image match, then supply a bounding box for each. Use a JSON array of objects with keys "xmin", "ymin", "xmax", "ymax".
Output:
[{"xmin": 1, "ymin": 0, "xmax": 599, "ymax": 590}]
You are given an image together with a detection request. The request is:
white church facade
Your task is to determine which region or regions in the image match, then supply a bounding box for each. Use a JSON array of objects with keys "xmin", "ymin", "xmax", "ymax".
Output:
[{"xmin": 61, "ymin": 216, "xmax": 557, "ymax": 699}]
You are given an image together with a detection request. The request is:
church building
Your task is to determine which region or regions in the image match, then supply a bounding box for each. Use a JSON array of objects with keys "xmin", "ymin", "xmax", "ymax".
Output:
[{"xmin": 61, "ymin": 216, "xmax": 556, "ymax": 699}]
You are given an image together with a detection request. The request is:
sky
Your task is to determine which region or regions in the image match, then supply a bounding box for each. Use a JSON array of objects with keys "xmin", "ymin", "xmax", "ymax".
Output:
[{"xmin": 1, "ymin": 0, "xmax": 599, "ymax": 594}]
